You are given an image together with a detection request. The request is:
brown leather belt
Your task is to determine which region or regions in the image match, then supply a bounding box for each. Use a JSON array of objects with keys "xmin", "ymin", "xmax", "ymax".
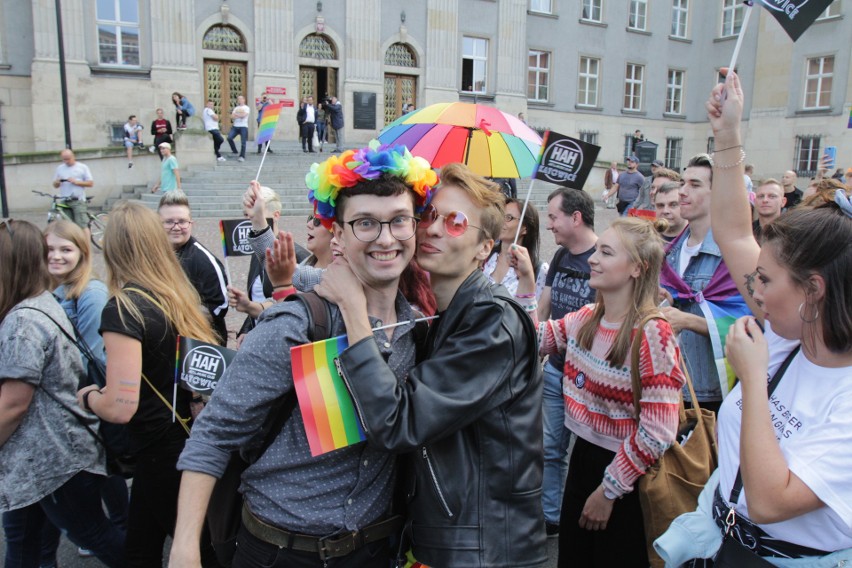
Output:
[{"xmin": 241, "ymin": 503, "xmax": 402, "ymax": 560}]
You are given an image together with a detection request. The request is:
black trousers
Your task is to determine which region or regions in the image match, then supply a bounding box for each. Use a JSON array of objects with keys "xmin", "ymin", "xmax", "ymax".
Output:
[
  {"xmin": 232, "ymin": 523, "xmax": 389, "ymax": 568},
  {"xmin": 558, "ymin": 436, "xmax": 648, "ymax": 568},
  {"xmin": 301, "ymin": 123, "xmax": 315, "ymax": 151}
]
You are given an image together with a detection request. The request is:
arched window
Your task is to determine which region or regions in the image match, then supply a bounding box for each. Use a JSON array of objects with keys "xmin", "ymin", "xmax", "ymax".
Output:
[
  {"xmin": 299, "ymin": 34, "xmax": 336, "ymax": 60},
  {"xmin": 202, "ymin": 25, "xmax": 246, "ymax": 52},
  {"xmin": 385, "ymin": 43, "xmax": 417, "ymax": 67}
]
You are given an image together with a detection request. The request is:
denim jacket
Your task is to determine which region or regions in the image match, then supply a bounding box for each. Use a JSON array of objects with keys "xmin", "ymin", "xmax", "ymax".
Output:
[
  {"xmin": 54, "ymin": 280, "xmax": 108, "ymax": 367},
  {"xmin": 665, "ymin": 229, "xmax": 724, "ymax": 402}
]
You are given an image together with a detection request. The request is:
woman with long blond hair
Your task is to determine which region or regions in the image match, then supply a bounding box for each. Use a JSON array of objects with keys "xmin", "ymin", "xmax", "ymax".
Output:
[
  {"xmin": 75, "ymin": 201, "xmax": 219, "ymax": 567},
  {"xmin": 514, "ymin": 217, "xmax": 685, "ymax": 567}
]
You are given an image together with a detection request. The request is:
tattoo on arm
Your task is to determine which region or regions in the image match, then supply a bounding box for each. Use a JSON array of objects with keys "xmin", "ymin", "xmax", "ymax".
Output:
[
  {"xmin": 115, "ymin": 397, "xmax": 138, "ymax": 405},
  {"xmin": 744, "ymin": 270, "xmax": 758, "ymax": 299}
]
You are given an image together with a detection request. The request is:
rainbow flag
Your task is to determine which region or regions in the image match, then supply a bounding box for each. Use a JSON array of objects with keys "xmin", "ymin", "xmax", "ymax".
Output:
[
  {"xmin": 256, "ymin": 102, "xmax": 284, "ymax": 145},
  {"xmin": 291, "ymin": 335, "xmax": 366, "ymax": 457},
  {"xmin": 218, "ymin": 220, "xmax": 228, "ymax": 258},
  {"xmin": 660, "ymin": 233, "xmax": 752, "ymax": 397}
]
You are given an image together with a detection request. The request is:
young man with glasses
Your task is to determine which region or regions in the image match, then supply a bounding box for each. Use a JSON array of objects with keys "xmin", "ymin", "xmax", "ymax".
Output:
[
  {"xmin": 157, "ymin": 191, "xmax": 229, "ymax": 345},
  {"xmin": 170, "ymin": 146, "xmax": 437, "ymax": 568},
  {"xmin": 315, "ymin": 162, "xmax": 546, "ymax": 567}
]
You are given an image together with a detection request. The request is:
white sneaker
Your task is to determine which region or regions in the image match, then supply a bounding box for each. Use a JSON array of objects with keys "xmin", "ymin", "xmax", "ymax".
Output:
[
  {"xmin": 217, "ymin": 156, "xmax": 226, "ymax": 162},
  {"xmin": 238, "ymin": 157, "xmax": 245, "ymax": 162},
  {"xmin": 77, "ymin": 547, "xmax": 94, "ymax": 558},
  {"xmin": 148, "ymin": 146, "xmax": 156, "ymax": 154}
]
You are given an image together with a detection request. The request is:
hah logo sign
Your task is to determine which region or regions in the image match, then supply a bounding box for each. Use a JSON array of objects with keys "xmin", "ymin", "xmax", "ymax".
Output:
[
  {"xmin": 219, "ymin": 218, "xmax": 274, "ymax": 257},
  {"xmin": 534, "ymin": 131, "xmax": 601, "ymax": 190},
  {"xmin": 755, "ymin": 0, "xmax": 833, "ymax": 41},
  {"xmin": 177, "ymin": 337, "xmax": 236, "ymax": 395}
]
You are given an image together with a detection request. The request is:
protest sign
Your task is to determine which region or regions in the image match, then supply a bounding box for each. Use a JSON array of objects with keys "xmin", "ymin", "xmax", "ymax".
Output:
[{"xmin": 534, "ymin": 131, "xmax": 601, "ymax": 190}]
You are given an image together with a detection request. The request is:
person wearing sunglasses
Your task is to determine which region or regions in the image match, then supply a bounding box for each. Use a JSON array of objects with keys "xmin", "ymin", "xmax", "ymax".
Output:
[
  {"xmin": 315, "ymin": 162, "xmax": 545, "ymax": 567},
  {"xmin": 158, "ymin": 191, "xmax": 229, "ymax": 346},
  {"xmin": 171, "ymin": 145, "xmax": 437, "ymax": 568}
]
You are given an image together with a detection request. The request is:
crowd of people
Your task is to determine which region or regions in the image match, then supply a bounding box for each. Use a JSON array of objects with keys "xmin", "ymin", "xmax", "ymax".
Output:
[{"xmin": 1, "ymin": 72, "xmax": 851, "ymax": 568}]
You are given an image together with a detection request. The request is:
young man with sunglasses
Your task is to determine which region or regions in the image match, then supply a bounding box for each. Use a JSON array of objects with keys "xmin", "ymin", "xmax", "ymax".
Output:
[
  {"xmin": 316, "ymin": 162, "xmax": 545, "ymax": 567},
  {"xmin": 170, "ymin": 146, "xmax": 437, "ymax": 568}
]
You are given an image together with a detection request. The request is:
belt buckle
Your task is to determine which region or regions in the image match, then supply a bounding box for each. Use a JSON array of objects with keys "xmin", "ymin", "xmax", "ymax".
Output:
[{"xmin": 317, "ymin": 530, "xmax": 359, "ymax": 560}]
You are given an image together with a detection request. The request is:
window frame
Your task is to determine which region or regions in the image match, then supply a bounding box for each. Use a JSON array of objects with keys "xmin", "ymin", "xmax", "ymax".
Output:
[
  {"xmin": 665, "ymin": 69, "xmax": 685, "ymax": 115},
  {"xmin": 579, "ymin": 131, "xmax": 599, "ymax": 145},
  {"xmin": 665, "ymin": 137, "xmax": 683, "ymax": 171},
  {"xmin": 671, "ymin": 0, "xmax": 689, "ymax": 38},
  {"xmin": 720, "ymin": 0, "xmax": 744, "ymax": 38},
  {"xmin": 527, "ymin": 50, "xmax": 550, "ymax": 102},
  {"xmin": 581, "ymin": 0, "xmax": 603, "ymax": 23},
  {"xmin": 795, "ymin": 135, "xmax": 821, "ymax": 176},
  {"xmin": 530, "ymin": 0, "xmax": 553, "ymax": 15},
  {"xmin": 623, "ymin": 62, "xmax": 644, "ymax": 112},
  {"xmin": 95, "ymin": 0, "xmax": 141, "ymax": 68},
  {"xmin": 577, "ymin": 56, "xmax": 600, "ymax": 108},
  {"xmin": 803, "ymin": 55, "xmax": 834, "ymax": 110},
  {"xmin": 628, "ymin": 0, "xmax": 648, "ymax": 31},
  {"xmin": 461, "ymin": 36, "xmax": 489, "ymax": 94}
]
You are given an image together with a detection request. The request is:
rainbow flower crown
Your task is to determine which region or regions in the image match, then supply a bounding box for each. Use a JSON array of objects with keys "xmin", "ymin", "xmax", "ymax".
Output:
[{"xmin": 306, "ymin": 140, "xmax": 438, "ymax": 229}]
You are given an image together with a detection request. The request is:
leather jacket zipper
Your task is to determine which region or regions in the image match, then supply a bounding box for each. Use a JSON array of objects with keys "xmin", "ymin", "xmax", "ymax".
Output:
[
  {"xmin": 335, "ymin": 358, "xmax": 369, "ymax": 434},
  {"xmin": 422, "ymin": 447, "xmax": 453, "ymax": 518}
]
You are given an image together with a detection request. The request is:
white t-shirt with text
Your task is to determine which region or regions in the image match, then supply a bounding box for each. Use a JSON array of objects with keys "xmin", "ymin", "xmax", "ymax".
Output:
[{"xmin": 717, "ymin": 322, "xmax": 852, "ymax": 551}]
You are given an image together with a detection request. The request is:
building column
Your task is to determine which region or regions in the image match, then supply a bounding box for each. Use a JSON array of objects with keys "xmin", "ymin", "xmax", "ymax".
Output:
[
  {"xmin": 424, "ymin": 0, "xmax": 460, "ymax": 104},
  {"xmin": 150, "ymin": 0, "xmax": 196, "ymax": 68},
  {"xmin": 495, "ymin": 0, "xmax": 527, "ymax": 112}
]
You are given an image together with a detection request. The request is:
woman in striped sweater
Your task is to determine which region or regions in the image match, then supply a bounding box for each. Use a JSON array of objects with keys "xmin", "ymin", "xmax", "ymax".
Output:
[{"xmin": 513, "ymin": 217, "xmax": 685, "ymax": 567}]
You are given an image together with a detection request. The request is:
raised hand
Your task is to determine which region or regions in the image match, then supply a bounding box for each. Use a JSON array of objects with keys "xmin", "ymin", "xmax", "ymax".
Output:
[
  {"xmin": 265, "ymin": 231, "xmax": 298, "ymax": 287},
  {"xmin": 705, "ymin": 69, "xmax": 744, "ymax": 139}
]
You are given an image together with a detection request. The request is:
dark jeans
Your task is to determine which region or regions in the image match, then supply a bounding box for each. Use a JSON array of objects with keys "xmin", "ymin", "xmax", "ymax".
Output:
[
  {"xmin": 232, "ymin": 523, "xmax": 389, "ymax": 568},
  {"xmin": 316, "ymin": 122, "xmax": 327, "ymax": 145},
  {"xmin": 126, "ymin": 440, "xmax": 219, "ymax": 568},
  {"xmin": 558, "ymin": 436, "xmax": 648, "ymax": 568},
  {"xmin": 301, "ymin": 122, "xmax": 315, "ymax": 151},
  {"xmin": 3, "ymin": 471, "xmax": 126, "ymax": 568},
  {"xmin": 227, "ymin": 126, "xmax": 248, "ymax": 158},
  {"xmin": 209, "ymin": 129, "xmax": 225, "ymax": 157},
  {"xmin": 616, "ymin": 200, "xmax": 632, "ymax": 215},
  {"xmin": 176, "ymin": 110, "xmax": 186, "ymax": 128}
]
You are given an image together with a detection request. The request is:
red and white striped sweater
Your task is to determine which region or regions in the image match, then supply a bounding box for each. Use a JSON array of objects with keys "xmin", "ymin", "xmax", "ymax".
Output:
[{"xmin": 540, "ymin": 305, "xmax": 685, "ymax": 497}]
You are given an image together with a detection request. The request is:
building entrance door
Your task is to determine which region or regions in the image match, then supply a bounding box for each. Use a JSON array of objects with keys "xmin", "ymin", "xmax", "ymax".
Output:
[
  {"xmin": 384, "ymin": 74, "xmax": 416, "ymax": 125},
  {"xmin": 204, "ymin": 60, "xmax": 247, "ymax": 131}
]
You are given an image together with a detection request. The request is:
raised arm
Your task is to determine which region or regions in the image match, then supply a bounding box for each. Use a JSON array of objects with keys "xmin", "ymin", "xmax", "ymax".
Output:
[{"xmin": 706, "ymin": 71, "xmax": 764, "ymax": 321}]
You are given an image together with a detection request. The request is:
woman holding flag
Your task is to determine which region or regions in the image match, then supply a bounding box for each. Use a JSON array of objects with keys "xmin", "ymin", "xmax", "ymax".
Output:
[
  {"xmin": 75, "ymin": 202, "xmax": 220, "ymax": 567},
  {"xmin": 656, "ymin": 71, "xmax": 852, "ymax": 565},
  {"xmin": 512, "ymin": 217, "xmax": 685, "ymax": 567}
]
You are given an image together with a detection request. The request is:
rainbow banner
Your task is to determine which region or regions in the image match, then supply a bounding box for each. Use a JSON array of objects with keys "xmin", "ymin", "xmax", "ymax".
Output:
[
  {"xmin": 291, "ymin": 334, "xmax": 366, "ymax": 457},
  {"xmin": 256, "ymin": 102, "xmax": 284, "ymax": 145}
]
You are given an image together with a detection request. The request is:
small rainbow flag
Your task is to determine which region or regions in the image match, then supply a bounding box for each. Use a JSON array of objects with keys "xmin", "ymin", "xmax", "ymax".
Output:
[
  {"xmin": 291, "ymin": 334, "xmax": 366, "ymax": 457},
  {"xmin": 256, "ymin": 102, "xmax": 284, "ymax": 145}
]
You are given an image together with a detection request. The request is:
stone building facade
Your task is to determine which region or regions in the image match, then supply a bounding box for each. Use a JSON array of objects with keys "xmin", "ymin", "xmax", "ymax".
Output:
[{"xmin": 0, "ymin": 0, "xmax": 849, "ymax": 179}]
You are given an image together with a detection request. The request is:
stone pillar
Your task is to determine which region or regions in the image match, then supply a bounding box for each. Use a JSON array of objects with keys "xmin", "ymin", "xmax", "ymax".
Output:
[
  {"xmin": 495, "ymin": 0, "xmax": 527, "ymax": 98},
  {"xmin": 255, "ymin": 0, "xmax": 294, "ymax": 75},
  {"xmin": 344, "ymin": 0, "xmax": 381, "ymax": 82},
  {"xmin": 424, "ymin": 0, "xmax": 459, "ymax": 104},
  {"xmin": 150, "ymin": 0, "xmax": 196, "ymax": 68}
]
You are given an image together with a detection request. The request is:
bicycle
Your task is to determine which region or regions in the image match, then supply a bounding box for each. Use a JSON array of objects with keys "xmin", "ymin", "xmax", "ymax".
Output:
[{"xmin": 32, "ymin": 190, "xmax": 109, "ymax": 250}]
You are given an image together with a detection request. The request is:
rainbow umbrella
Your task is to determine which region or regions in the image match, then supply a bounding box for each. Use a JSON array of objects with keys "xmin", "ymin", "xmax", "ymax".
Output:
[{"xmin": 378, "ymin": 102, "xmax": 542, "ymax": 178}]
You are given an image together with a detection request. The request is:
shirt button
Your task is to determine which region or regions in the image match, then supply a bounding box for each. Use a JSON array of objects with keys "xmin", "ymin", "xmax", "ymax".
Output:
[
  {"xmin": 347, "ymin": 498, "xmax": 353, "ymax": 505},
  {"xmin": 383, "ymin": 342, "xmax": 391, "ymax": 349},
  {"xmin": 375, "ymin": 320, "xmax": 383, "ymax": 327}
]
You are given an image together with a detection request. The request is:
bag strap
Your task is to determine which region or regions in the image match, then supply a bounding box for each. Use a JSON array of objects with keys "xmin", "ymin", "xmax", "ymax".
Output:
[
  {"xmin": 248, "ymin": 292, "xmax": 333, "ymax": 462},
  {"xmin": 139, "ymin": 372, "xmax": 191, "ymax": 436},
  {"xmin": 16, "ymin": 305, "xmax": 101, "ymax": 375},
  {"xmin": 727, "ymin": 345, "xmax": 801, "ymax": 505},
  {"xmin": 630, "ymin": 313, "xmax": 696, "ymax": 422}
]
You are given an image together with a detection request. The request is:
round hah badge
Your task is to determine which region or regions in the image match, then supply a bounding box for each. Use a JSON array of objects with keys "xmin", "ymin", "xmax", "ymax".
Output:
[
  {"xmin": 231, "ymin": 220, "xmax": 254, "ymax": 255},
  {"xmin": 574, "ymin": 371, "xmax": 586, "ymax": 390},
  {"xmin": 181, "ymin": 345, "xmax": 229, "ymax": 396},
  {"xmin": 538, "ymin": 138, "xmax": 584, "ymax": 186}
]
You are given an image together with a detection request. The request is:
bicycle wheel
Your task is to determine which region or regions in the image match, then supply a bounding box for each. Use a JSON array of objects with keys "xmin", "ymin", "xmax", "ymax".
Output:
[{"xmin": 89, "ymin": 213, "xmax": 108, "ymax": 250}]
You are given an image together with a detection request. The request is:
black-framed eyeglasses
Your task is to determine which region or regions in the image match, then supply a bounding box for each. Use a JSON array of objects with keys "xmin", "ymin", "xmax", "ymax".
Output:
[
  {"xmin": 307, "ymin": 215, "xmax": 323, "ymax": 228},
  {"xmin": 343, "ymin": 215, "xmax": 417, "ymax": 243},
  {"xmin": 162, "ymin": 219, "xmax": 192, "ymax": 229}
]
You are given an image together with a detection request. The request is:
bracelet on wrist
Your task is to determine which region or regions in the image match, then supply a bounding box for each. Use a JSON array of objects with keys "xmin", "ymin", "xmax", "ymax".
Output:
[
  {"xmin": 522, "ymin": 302, "xmax": 538, "ymax": 313},
  {"xmin": 514, "ymin": 292, "xmax": 536, "ymax": 299},
  {"xmin": 82, "ymin": 389, "xmax": 99, "ymax": 413},
  {"xmin": 272, "ymin": 283, "xmax": 293, "ymax": 290},
  {"xmin": 714, "ymin": 144, "xmax": 742, "ymax": 153},
  {"xmin": 272, "ymin": 287, "xmax": 297, "ymax": 301},
  {"xmin": 711, "ymin": 148, "xmax": 746, "ymax": 169}
]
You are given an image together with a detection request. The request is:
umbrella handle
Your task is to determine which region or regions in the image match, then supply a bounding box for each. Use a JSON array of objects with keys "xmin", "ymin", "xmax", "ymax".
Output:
[{"xmin": 464, "ymin": 127, "xmax": 474, "ymax": 165}]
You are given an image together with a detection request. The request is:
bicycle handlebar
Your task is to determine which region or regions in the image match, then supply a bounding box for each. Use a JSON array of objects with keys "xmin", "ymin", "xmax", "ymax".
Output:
[{"xmin": 32, "ymin": 190, "xmax": 93, "ymax": 202}]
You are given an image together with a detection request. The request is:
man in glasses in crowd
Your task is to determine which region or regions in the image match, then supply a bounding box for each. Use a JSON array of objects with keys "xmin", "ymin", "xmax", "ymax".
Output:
[
  {"xmin": 157, "ymin": 191, "xmax": 229, "ymax": 345},
  {"xmin": 316, "ymin": 163, "xmax": 546, "ymax": 567},
  {"xmin": 171, "ymin": 147, "xmax": 436, "ymax": 567}
]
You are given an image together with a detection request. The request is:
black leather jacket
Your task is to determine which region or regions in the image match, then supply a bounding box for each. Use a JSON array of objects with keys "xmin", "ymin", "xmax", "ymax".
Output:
[{"xmin": 339, "ymin": 270, "xmax": 546, "ymax": 567}]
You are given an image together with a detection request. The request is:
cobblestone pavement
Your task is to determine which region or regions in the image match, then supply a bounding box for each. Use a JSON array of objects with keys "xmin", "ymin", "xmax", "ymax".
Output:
[{"xmin": 1, "ymin": 201, "xmax": 618, "ymax": 567}]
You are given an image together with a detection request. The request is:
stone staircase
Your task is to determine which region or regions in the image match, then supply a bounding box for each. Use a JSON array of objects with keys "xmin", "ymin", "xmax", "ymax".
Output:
[{"xmin": 137, "ymin": 140, "xmax": 562, "ymax": 218}]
